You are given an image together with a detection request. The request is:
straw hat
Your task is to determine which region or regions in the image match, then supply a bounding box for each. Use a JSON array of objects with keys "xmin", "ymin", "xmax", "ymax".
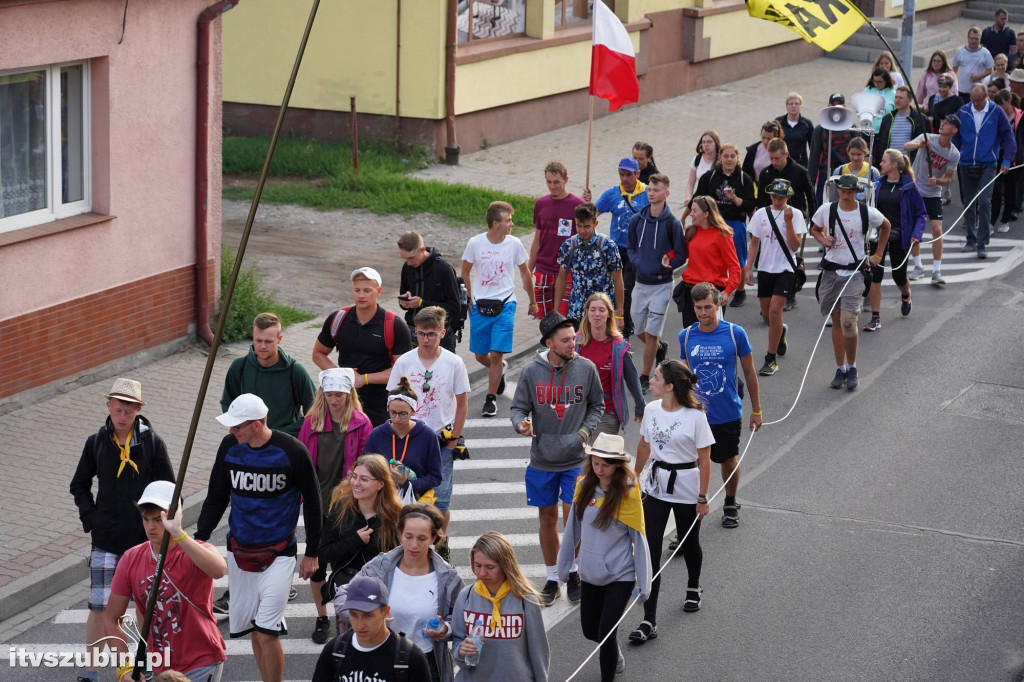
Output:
[
  {"xmin": 106, "ymin": 378, "xmax": 144, "ymax": 405},
  {"xmin": 584, "ymin": 433, "xmax": 632, "ymax": 462}
]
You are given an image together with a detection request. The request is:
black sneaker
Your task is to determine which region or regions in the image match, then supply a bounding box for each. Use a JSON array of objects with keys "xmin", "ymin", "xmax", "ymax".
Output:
[
  {"xmin": 640, "ymin": 375, "xmax": 650, "ymax": 394},
  {"xmin": 656, "ymin": 340, "xmax": 668, "ymax": 365},
  {"xmin": 863, "ymin": 315, "xmax": 881, "ymax": 332},
  {"xmin": 777, "ymin": 323, "xmax": 788, "ymax": 356},
  {"xmin": 722, "ymin": 503, "xmax": 741, "ymax": 528},
  {"xmin": 212, "ymin": 591, "xmax": 230, "ymax": 615},
  {"xmin": 829, "ymin": 368, "xmax": 847, "ymax": 390},
  {"xmin": 496, "ymin": 359, "xmax": 508, "ymax": 395},
  {"xmin": 481, "ymin": 393, "xmax": 497, "ymax": 417},
  {"xmin": 758, "ymin": 357, "xmax": 777, "ymax": 376},
  {"xmin": 566, "ymin": 571, "xmax": 582, "ymax": 605},
  {"xmin": 289, "ymin": 586, "xmax": 298, "ymax": 602},
  {"xmin": 845, "ymin": 366, "xmax": 859, "ymax": 391},
  {"xmin": 311, "ymin": 615, "xmax": 330, "ymax": 644},
  {"xmin": 901, "ymin": 295, "xmax": 912, "ymax": 317},
  {"xmin": 730, "ymin": 289, "xmax": 747, "ymax": 307},
  {"xmin": 683, "ymin": 586, "xmax": 703, "ymax": 612},
  {"xmin": 540, "ymin": 580, "xmax": 560, "ymax": 605}
]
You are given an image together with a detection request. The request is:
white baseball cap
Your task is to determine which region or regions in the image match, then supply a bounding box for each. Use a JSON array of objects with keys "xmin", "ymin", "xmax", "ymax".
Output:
[
  {"xmin": 351, "ymin": 267, "xmax": 382, "ymax": 286},
  {"xmin": 216, "ymin": 393, "xmax": 269, "ymax": 427},
  {"xmin": 137, "ymin": 480, "xmax": 176, "ymax": 510}
]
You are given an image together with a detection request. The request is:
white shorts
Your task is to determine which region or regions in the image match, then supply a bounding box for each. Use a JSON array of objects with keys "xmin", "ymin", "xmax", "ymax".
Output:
[
  {"xmin": 631, "ymin": 281, "xmax": 672, "ymax": 337},
  {"xmin": 227, "ymin": 553, "xmax": 296, "ymax": 638}
]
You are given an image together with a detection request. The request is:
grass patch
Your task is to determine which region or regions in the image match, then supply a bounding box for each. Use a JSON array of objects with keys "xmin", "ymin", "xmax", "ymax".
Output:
[
  {"xmin": 223, "ymin": 136, "xmax": 535, "ymax": 228},
  {"xmin": 216, "ymin": 243, "xmax": 315, "ymax": 343}
]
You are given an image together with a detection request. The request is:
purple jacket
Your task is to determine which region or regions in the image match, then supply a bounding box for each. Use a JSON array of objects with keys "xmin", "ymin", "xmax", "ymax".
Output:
[
  {"xmin": 874, "ymin": 174, "xmax": 927, "ymax": 251},
  {"xmin": 298, "ymin": 406, "xmax": 372, "ymax": 478}
]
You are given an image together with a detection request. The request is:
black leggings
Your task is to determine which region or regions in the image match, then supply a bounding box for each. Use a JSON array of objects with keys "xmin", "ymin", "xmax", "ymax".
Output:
[
  {"xmin": 642, "ymin": 495, "xmax": 702, "ymax": 625},
  {"xmin": 869, "ymin": 240, "xmax": 909, "ymax": 287},
  {"xmin": 619, "ymin": 246, "xmax": 636, "ymax": 337},
  {"xmin": 580, "ymin": 580, "xmax": 634, "ymax": 682}
]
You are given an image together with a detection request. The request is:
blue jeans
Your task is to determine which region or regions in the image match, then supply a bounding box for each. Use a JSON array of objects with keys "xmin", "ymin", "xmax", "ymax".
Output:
[
  {"xmin": 961, "ymin": 165, "xmax": 997, "ymax": 247},
  {"xmin": 435, "ymin": 445, "xmax": 454, "ymax": 512}
]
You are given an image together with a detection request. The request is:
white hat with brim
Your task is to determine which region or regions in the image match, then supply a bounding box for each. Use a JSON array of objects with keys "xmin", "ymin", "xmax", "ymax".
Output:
[
  {"xmin": 1008, "ymin": 69, "xmax": 1024, "ymax": 84},
  {"xmin": 584, "ymin": 432, "xmax": 632, "ymax": 463},
  {"xmin": 216, "ymin": 393, "xmax": 269, "ymax": 427},
  {"xmin": 137, "ymin": 480, "xmax": 176, "ymax": 510}
]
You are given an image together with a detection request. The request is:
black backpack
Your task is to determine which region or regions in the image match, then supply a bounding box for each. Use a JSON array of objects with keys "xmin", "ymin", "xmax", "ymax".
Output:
[
  {"xmin": 451, "ymin": 275, "xmax": 470, "ymax": 344},
  {"xmin": 331, "ymin": 628, "xmax": 413, "ymax": 682}
]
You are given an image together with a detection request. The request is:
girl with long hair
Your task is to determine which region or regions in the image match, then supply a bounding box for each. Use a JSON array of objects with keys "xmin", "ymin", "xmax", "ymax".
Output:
[
  {"xmin": 864, "ymin": 69, "xmax": 896, "ymax": 133},
  {"xmin": 559, "ymin": 434, "xmax": 651, "ymax": 680},
  {"xmin": 337, "ymin": 504, "xmax": 463, "ymax": 681},
  {"xmin": 678, "ymin": 196, "xmax": 741, "ymax": 327},
  {"xmin": 917, "ymin": 50, "xmax": 955, "ymax": 106},
  {"xmin": 863, "ymin": 149, "xmax": 926, "ymax": 332},
  {"xmin": 628, "ymin": 360, "xmax": 712, "ymax": 645},
  {"xmin": 576, "ymin": 293, "xmax": 644, "ymax": 437},
  {"xmin": 684, "ymin": 130, "xmax": 721, "ymax": 204},
  {"xmin": 298, "ymin": 367, "xmax": 372, "ymax": 642},
  {"xmin": 743, "ymin": 120, "xmax": 785, "ymax": 185},
  {"xmin": 632, "ymin": 141, "xmax": 659, "ymax": 184},
  {"xmin": 452, "ymin": 532, "xmax": 550, "ymax": 681},
  {"xmin": 871, "ymin": 51, "xmax": 905, "ymax": 88}
]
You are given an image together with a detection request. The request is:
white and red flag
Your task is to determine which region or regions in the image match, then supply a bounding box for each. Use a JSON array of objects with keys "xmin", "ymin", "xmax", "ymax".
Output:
[{"xmin": 589, "ymin": 1, "xmax": 639, "ymax": 111}]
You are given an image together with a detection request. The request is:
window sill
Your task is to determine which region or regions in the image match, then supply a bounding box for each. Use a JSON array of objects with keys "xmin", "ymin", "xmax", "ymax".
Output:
[
  {"xmin": 681, "ymin": 0, "xmax": 747, "ymax": 18},
  {"xmin": 456, "ymin": 19, "xmax": 652, "ymax": 66},
  {"xmin": 0, "ymin": 212, "xmax": 115, "ymax": 248}
]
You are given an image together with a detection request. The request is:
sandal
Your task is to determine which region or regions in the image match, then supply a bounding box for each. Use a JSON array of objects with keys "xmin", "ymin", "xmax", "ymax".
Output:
[
  {"xmin": 722, "ymin": 504, "xmax": 740, "ymax": 529},
  {"xmin": 683, "ymin": 586, "xmax": 703, "ymax": 612},
  {"xmin": 628, "ymin": 620, "xmax": 658, "ymax": 644}
]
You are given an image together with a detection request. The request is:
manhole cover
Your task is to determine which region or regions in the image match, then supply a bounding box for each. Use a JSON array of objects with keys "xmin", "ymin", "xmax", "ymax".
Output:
[{"xmin": 943, "ymin": 382, "xmax": 1024, "ymax": 426}]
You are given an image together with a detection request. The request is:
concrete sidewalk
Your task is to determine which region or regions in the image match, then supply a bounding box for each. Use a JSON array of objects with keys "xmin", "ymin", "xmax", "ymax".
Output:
[{"xmin": 0, "ymin": 14, "xmax": 974, "ymax": 622}]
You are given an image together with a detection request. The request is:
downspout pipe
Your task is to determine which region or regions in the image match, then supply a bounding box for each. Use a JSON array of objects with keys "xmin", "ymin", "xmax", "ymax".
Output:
[
  {"xmin": 196, "ymin": 0, "xmax": 241, "ymax": 346},
  {"xmin": 444, "ymin": 0, "xmax": 459, "ymax": 164}
]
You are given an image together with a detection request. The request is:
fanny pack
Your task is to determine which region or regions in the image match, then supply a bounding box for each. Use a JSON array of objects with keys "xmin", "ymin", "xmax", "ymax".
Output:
[
  {"xmin": 962, "ymin": 165, "xmax": 987, "ymax": 178},
  {"xmin": 228, "ymin": 535, "xmax": 291, "ymax": 573},
  {"xmin": 474, "ymin": 294, "xmax": 511, "ymax": 317},
  {"xmin": 651, "ymin": 459, "xmax": 698, "ymax": 495}
]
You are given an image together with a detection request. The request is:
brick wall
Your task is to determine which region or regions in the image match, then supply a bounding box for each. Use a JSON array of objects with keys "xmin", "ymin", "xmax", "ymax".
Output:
[{"xmin": 0, "ymin": 263, "xmax": 210, "ymax": 399}]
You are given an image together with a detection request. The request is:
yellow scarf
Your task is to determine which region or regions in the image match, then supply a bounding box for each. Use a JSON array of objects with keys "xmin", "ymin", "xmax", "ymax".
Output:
[
  {"xmin": 114, "ymin": 430, "xmax": 138, "ymax": 478},
  {"xmin": 619, "ymin": 180, "xmax": 647, "ymax": 203},
  {"xmin": 574, "ymin": 478, "xmax": 645, "ymax": 535},
  {"xmin": 473, "ymin": 579, "xmax": 511, "ymax": 635}
]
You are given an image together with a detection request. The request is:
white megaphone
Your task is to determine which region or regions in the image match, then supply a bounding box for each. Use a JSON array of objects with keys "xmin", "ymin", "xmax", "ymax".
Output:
[
  {"xmin": 819, "ymin": 105, "xmax": 856, "ymax": 131},
  {"xmin": 849, "ymin": 92, "xmax": 885, "ymax": 129}
]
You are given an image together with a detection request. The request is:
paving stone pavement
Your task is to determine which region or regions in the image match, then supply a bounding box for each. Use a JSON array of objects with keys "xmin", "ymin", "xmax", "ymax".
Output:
[{"xmin": 0, "ymin": 22, "xmax": 977, "ymax": 622}]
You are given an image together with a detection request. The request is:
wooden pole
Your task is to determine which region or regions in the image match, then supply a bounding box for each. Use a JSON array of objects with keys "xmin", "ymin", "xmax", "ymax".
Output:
[{"xmin": 585, "ymin": 95, "xmax": 594, "ymax": 194}]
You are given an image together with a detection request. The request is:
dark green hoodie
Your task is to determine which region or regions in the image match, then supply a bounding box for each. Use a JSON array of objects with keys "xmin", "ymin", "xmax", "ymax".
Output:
[{"xmin": 221, "ymin": 346, "xmax": 315, "ymax": 435}]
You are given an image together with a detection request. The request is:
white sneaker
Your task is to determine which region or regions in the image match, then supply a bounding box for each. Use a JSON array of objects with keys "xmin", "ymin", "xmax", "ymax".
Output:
[
  {"xmin": 908, "ymin": 265, "xmax": 924, "ymax": 280},
  {"xmin": 996, "ymin": 223, "xmax": 1010, "ymax": 233}
]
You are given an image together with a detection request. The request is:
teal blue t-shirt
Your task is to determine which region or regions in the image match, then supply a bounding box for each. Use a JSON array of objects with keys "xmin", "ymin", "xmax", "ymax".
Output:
[{"xmin": 679, "ymin": 321, "xmax": 752, "ymax": 425}]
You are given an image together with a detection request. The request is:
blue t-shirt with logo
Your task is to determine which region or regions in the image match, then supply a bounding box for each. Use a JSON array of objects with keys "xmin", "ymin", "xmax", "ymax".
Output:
[{"xmin": 679, "ymin": 321, "xmax": 752, "ymax": 425}]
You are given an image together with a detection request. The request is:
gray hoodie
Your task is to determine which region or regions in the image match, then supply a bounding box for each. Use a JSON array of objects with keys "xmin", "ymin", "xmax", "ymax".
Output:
[
  {"xmin": 556, "ymin": 486, "xmax": 652, "ymax": 599},
  {"xmin": 450, "ymin": 585, "xmax": 549, "ymax": 681},
  {"xmin": 510, "ymin": 350, "xmax": 605, "ymax": 472}
]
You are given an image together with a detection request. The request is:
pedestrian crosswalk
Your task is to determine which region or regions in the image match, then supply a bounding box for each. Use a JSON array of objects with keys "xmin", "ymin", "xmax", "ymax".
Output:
[{"xmin": 10, "ymin": 395, "xmax": 581, "ymax": 681}]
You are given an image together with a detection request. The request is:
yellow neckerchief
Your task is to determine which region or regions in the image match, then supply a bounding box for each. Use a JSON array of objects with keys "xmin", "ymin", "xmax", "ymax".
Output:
[
  {"xmin": 840, "ymin": 162, "xmax": 871, "ymax": 179},
  {"xmin": 473, "ymin": 579, "xmax": 511, "ymax": 634},
  {"xmin": 574, "ymin": 477, "xmax": 645, "ymax": 535},
  {"xmin": 114, "ymin": 426, "xmax": 139, "ymax": 478},
  {"xmin": 619, "ymin": 180, "xmax": 647, "ymax": 204}
]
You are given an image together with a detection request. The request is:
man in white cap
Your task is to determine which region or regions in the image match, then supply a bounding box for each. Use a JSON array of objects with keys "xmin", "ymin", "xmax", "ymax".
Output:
[
  {"xmin": 195, "ymin": 394, "xmax": 323, "ymax": 682},
  {"xmin": 69, "ymin": 378, "xmax": 173, "ymax": 682},
  {"xmin": 313, "ymin": 267, "xmax": 412, "ymax": 427},
  {"xmin": 311, "ymin": 576, "xmax": 430, "ymax": 681},
  {"xmin": 105, "ymin": 481, "xmax": 227, "ymax": 682}
]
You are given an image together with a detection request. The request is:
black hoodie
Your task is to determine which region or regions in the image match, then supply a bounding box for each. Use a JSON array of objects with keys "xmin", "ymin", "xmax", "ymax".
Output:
[
  {"xmin": 398, "ymin": 246, "xmax": 461, "ymax": 330},
  {"xmin": 69, "ymin": 415, "xmax": 174, "ymax": 555}
]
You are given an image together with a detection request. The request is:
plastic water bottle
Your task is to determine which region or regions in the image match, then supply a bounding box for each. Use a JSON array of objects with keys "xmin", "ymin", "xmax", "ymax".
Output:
[
  {"xmin": 464, "ymin": 616, "xmax": 485, "ymax": 668},
  {"xmin": 421, "ymin": 616, "xmax": 442, "ymax": 638},
  {"xmin": 389, "ymin": 459, "xmax": 417, "ymax": 481}
]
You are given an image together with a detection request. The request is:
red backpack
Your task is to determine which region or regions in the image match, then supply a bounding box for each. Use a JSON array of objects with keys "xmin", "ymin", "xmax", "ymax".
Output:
[{"xmin": 329, "ymin": 306, "xmax": 398, "ymax": 365}]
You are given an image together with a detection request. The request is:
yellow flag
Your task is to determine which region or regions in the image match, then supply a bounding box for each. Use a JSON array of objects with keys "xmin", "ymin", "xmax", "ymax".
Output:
[{"xmin": 746, "ymin": 0, "xmax": 867, "ymax": 52}]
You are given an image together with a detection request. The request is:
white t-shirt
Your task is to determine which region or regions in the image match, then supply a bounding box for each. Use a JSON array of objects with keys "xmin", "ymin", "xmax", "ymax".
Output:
[
  {"xmin": 890, "ymin": 70, "xmax": 906, "ymax": 88},
  {"xmin": 952, "ymin": 46, "xmax": 994, "ymax": 94},
  {"xmin": 388, "ymin": 568, "xmax": 440, "ymax": 654},
  {"xmin": 640, "ymin": 400, "xmax": 714, "ymax": 504},
  {"xmin": 388, "ymin": 349, "xmax": 471, "ymax": 433},
  {"xmin": 461, "ymin": 232, "xmax": 528, "ymax": 301},
  {"xmin": 748, "ymin": 206, "xmax": 808, "ymax": 273},
  {"xmin": 812, "ymin": 202, "xmax": 886, "ymax": 277},
  {"xmin": 690, "ymin": 155, "xmax": 715, "ymax": 191}
]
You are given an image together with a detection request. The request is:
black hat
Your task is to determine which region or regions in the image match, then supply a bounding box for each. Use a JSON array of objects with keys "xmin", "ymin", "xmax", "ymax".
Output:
[
  {"xmin": 834, "ymin": 174, "xmax": 861, "ymax": 191},
  {"xmin": 944, "ymin": 113, "xmax": 962, "ymax": 130},
  {"xmin": 828, "ymin": 92, "xmax": 846, "ymax": 105},
  {"xmin": 539, "ymin": 311, "xmax": 575, "ymax": 347}
]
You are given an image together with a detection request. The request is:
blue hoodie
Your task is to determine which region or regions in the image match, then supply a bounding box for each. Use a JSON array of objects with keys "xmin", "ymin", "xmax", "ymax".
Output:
[
  {"xmin": 874, "ymin": 174, "xmax": 927, "ymax": 251},
  {"xmin": 626, "ymin": 204, "xmax": 687, "ymax": 285},
  {"xmin": 953, "ymin": 100, "xmax": 1017, "ymax": 167}
]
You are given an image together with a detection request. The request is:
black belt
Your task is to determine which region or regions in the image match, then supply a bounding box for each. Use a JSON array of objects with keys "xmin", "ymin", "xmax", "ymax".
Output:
[{"xmin": 651, "ymin": 459, "xmax": 697, "ymax": 495}]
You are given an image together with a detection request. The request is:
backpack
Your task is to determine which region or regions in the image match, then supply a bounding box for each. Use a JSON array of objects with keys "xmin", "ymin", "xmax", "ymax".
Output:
[
  {"xmin": 450, "ymin": 276, "xmax": 470, "ymax": 344},
  {"xmin": 565, "ymin": 233, "xmax": 611, "ymax": 271},
  {"xmin": 331, "ymin": 628, "xmax": 413, "ymax": 682},
  {"xmin": 330, "ymin": 306, "xmax": 398, "ymax": 365},
  {"xmin": 682, "ymin": 322, "xmax": 744, "ymax": 400}
]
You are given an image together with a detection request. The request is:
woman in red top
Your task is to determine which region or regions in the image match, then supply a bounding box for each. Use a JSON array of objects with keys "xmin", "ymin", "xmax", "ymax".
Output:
[
  {"xmin": 576, "ymin": 292, "xmax": 645, "ymax": 438},
  {"xmin": 677, "ymin": 196, "xmax": 742, "ymax": 328}
]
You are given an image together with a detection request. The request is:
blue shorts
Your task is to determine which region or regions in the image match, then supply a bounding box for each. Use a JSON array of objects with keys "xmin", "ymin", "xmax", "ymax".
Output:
[
  {"xmin": 469, "ymin": 301, "xmax": 516, "ymax": 355},
  {"xmin": 435, "ymin": 446, "xmax": 454, "ymax": 512},
  {"xmin": 525, "ymin": 465, "xmax": 582, "ymax": 508},
  {"xmin": 726, "ymin": 219, "xmax": 748, "ymax": 268}
]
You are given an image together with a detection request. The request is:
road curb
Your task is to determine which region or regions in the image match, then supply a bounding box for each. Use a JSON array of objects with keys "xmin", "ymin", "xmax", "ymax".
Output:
[{"xmin": 0, "ymin": 489, "xmax": 209, "ymax": 624}]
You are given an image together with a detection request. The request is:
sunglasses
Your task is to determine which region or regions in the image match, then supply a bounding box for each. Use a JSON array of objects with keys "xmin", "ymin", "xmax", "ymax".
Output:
[{"xmin": 421, "ymin": 370, "xmax": 433, "ymax": 393}]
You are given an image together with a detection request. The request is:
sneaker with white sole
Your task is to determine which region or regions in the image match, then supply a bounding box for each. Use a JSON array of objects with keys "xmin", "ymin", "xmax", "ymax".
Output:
[
  {"xmin": 996, "ymin": 222, "xmax": 1010, "ymax": 233},
  {"xmin": 829, "ymin": 368, "xmax": 847, "ymax": 390},
  {"xmin": 777, "ymin": 323, "xmax": 788, "ymax": 356},
  {"xmin": 481, "ymin": 393, "xmax": 497, "ymax": 417},
  {"xmin": 758, "ymin": 357, "xmax": 777, "ymax": 376},
  {"xmin": 845, "ymin": 366, "xmax": 859, "ymax": 391},
  {"xmin": 863, "ymin": 315, "xmax": 882, "ymax": 332},
  {"xmin": 540, "ymin": 580, "xmax": 560, "ymax": 605},
  {"xmin": 908, "ymin": 265, "xmax": 924, "ymax": 280},
  {"xmin": 496, "ymin": 359, "xmax": 508, "ymax": 395},
  {"xmin": 212, "ymin": 591, "xmax": 230, "ymax": 614},
  {"xmin": 901, "ymin": 295, "xmax": 912, "ymax": 317},
  {"xmin": 930, "ymin": 271, "xmax": 946, "ymax": 288}
]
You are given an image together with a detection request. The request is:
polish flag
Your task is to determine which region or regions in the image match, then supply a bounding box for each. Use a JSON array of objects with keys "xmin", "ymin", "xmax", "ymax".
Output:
[{"xmin": 589, "ymin": 1, "xmax": 639, "ymax": 111}]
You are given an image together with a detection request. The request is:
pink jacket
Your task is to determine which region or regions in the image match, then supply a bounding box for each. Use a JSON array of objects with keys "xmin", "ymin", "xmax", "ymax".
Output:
[{"xmin": 298, "ymin": 406, "xmax": 372, "ymax": 478}]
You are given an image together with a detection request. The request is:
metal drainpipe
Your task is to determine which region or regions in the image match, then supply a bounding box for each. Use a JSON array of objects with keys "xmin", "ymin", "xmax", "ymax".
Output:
[
  {"xmin": 444, "ymin": 0, "xmax": 459, "ymax": 164},
  {"xmin": 196, "ymin": 0, "xmax": 241, "ymax": 345}
]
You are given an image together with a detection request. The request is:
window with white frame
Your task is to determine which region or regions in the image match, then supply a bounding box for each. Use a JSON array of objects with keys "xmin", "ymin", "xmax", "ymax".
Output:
[{"xmin": 0, "ymin": 62, "xmax": 91, "ymax": 234}]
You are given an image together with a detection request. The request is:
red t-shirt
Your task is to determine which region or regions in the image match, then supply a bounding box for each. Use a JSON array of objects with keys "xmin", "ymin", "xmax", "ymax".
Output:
[
  {"xmin": 110, "ymin": 541, "xmax": 226, "ymax": 674},
  {"xmin": 533, "ymin": 193, "xmax": 584, "ymax": 275},
  {"xmin": 579, "ymin": 338, "xmax": 615, "ymax": 413}
]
